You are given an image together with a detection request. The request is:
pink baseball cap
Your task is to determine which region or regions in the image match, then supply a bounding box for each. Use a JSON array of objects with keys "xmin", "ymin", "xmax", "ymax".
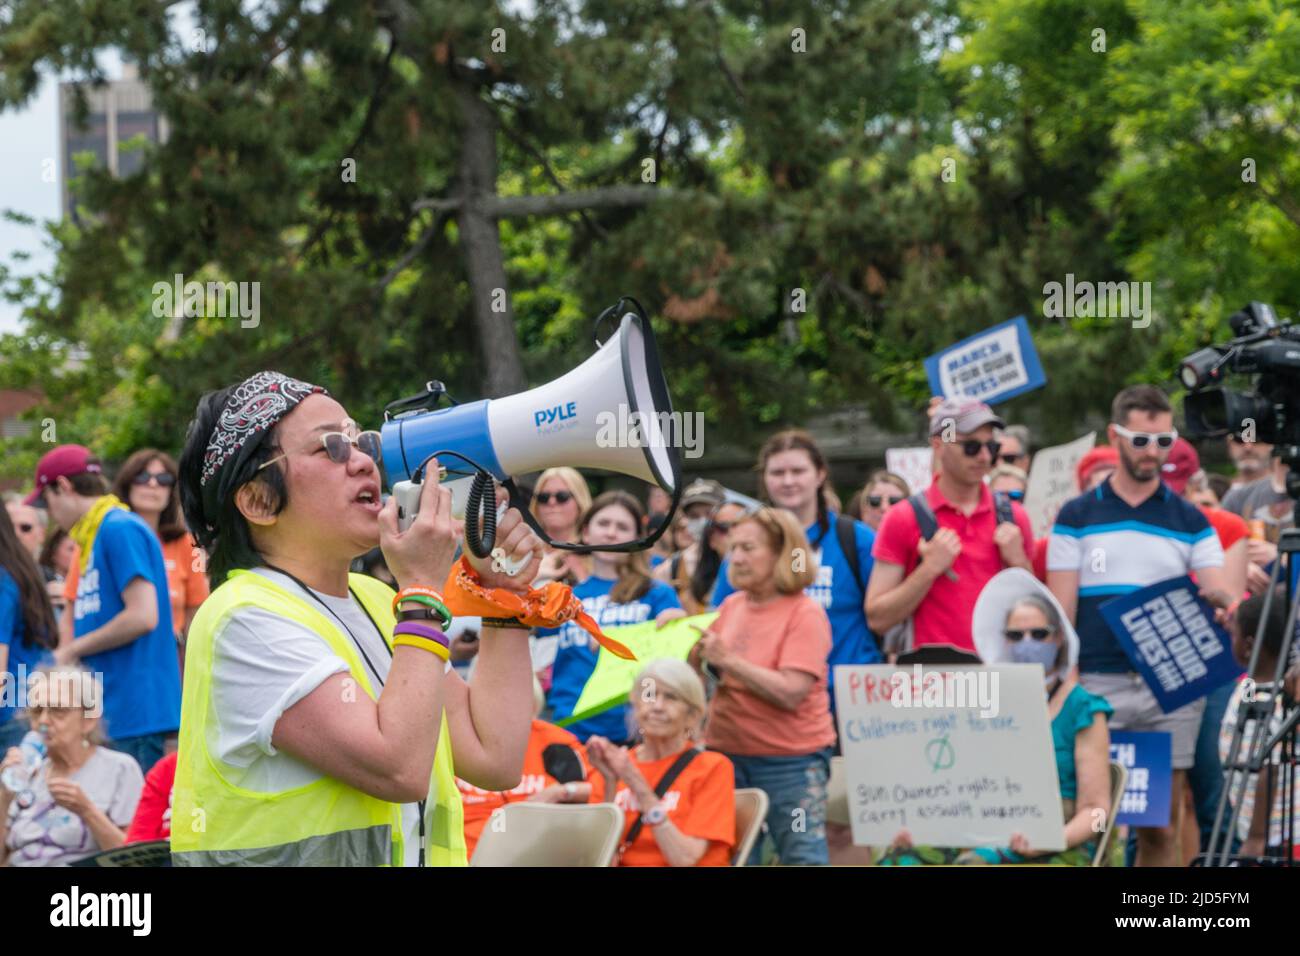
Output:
[
  {"xmin": 1161, "ymin": 438, "xmax": 1200, "ymax": 495},
  {"xmin": 25, "ymin": 444, "xmax": 102, "ymax": 505}
]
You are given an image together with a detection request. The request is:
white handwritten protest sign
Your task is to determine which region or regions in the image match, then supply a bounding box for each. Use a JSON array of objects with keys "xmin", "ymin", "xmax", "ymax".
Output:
[
  {"xmin": 886, "ymin": 447, "xmax": 932, "ymax": 494},
  {"xmin": 1024, "ymin": 432, "xmax": 1096, "ymax": 540},
  {"xmin": 834, "ymin": 664, "xmax": 1065, "ymax": 850}
]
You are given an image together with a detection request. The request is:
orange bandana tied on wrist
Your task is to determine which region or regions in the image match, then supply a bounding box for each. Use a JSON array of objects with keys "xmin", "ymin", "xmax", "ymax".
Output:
[{"xmin": 442, "ymin": 556, "xmax": 636, "ymax": 660}]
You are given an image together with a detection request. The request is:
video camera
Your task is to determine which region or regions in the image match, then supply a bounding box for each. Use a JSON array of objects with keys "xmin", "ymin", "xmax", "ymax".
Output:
[{"xmin": 1180, "ymin": 302, "xmax": 1300, "ymax": 472}]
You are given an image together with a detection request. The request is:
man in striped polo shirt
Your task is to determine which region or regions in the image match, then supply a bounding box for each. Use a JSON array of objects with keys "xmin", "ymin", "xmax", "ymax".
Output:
[{"xmin": 1048, "ymin": 385, "xmax": 1232, "ymax": 867}]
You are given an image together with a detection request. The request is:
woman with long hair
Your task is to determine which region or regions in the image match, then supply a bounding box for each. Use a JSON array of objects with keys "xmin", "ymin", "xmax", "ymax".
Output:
[
  {"xmin": 540, "ymin": 491, "xmax": 685, "ymax": 744},
  {"xmin": 529, "ymin": 467, "xmax": 593, "ymax": 587},
  {"xmin": 0, "ymin": 508, "xmax": 58, "ymax": 751},
  {"xmin": 62, "ymin": 449, "xmax": 210, "ymax": 675}
]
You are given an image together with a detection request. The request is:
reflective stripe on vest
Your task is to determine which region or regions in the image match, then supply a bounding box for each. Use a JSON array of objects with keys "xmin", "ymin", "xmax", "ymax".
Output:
[
  {"xmin": 171, "ymin": 569, "xmax": 466, "ymax": 866},
  {"xmin": 174, "ymin": 824, "xmax": 393, "ymax": 867}
]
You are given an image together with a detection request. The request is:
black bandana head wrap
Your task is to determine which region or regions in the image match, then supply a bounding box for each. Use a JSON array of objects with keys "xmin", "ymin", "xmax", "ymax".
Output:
[{"xmin": 197, "ymin": 371, "xmax": 327, "ymax": 530}]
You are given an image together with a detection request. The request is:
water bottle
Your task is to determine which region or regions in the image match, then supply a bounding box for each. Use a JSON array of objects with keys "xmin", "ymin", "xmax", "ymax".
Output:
[{"xmin": 1, "ymin": 729, "xmax": 46, "ymax": 795}]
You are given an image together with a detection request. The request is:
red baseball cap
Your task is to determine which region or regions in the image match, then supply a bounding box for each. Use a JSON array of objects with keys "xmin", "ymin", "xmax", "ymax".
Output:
[
  {"xmin": 1161, "ymin": 438, "xmax": 1200, "ymax": 495},
  {"xmin": 1075, "ymin": 446, "xmax": 1119, "ymax": 490},
  {"xmin": 25, "ymin": 444, "xmax": 102, "ymax": 505}
]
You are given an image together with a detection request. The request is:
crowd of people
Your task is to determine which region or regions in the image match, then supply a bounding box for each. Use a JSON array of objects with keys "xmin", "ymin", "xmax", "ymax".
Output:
[{"xmin": 1, "ymin": 371, "xmax": 1297, "ymax": 867}]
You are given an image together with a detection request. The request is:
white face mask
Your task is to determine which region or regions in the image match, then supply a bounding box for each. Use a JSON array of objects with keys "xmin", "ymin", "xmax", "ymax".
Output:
[{"xmin": 686, "ymin": 517, "xmax": 709, "ymax": 539}]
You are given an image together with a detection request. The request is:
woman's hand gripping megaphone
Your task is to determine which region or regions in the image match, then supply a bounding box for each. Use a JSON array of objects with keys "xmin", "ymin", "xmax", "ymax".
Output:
[{"xmin": 394, "ymin": 464, "xmax": 539, "ymax": 587}]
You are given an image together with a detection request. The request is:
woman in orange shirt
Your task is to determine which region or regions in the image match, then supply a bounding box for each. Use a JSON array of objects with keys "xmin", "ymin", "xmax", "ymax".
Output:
[
  {"xmin": 456, "ymin": 678, "xmax": 605, "ymax": 857},
  {"xmin": 588, "ymin": 658, "xmax": 735, "ymax": 867},
  {"xmin": 692, "ymin": 507, "xmax": 835, "ymax": 865}
]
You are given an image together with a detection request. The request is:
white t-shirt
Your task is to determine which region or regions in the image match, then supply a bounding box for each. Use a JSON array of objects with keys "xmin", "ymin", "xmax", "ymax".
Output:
[{"xmin": 209, "ymin": 567, "xmax": 448, "ymax": 866}]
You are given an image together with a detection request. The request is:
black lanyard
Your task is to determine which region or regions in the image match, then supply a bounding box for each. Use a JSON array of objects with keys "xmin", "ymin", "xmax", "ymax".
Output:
[{"xmin": 260, "ymin": 563, "xmax": 390, "ymax": 689}]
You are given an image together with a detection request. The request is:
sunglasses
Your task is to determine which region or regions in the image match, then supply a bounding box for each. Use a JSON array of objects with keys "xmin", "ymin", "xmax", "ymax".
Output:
[
  {"xmin": 1002, "ymin": 489, "xmax": 1025, "ymax": 502},
  {"xmin": 535, "ymin": 491, "xmax": 574, "ymax": 505},
  {"xmin": 960, "ymin": 439, "xmax": 1002, "ymax": 459},
  {"xmin": 1113, "ymin": 424, "xmax": 1177, "ymax": 450},
  {"xmin": 132, "ymin": 471, "xmax": 176, "ymax": 487},
  {"xmin": 16, "ymin": 523, "xmax": 34, "ymax": 533},
  {"xmin": 998, "ymin": 453, "xmax": 1025, "ymax": 465},
  {"xmin": 710, "ymin": 521, "xmax": 736, "ymax": 534},
  {"xmin": 1004, "ymin": 628, "xmax": 1054, "ymax": 642},
  {"xmin": 259, "ymin": 429, "xmax": 381, "ymax": 471},
  {"xmin": 867, "ymin": 495, "xmax": 904, "ymax": 508}
]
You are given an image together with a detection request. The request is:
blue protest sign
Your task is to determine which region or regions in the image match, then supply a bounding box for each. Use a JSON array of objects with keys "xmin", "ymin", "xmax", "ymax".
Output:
[
  {"xmin": 1099, "ymin": 576, "xmax": 1242, "ymax": 713},
  {"xmin": 1109, "ymin": 731, "xmax": 1172, "ymax": 827},
  {"xmin": 923, "ymin": 316, "xmax": 1047, "ymax": 405}
]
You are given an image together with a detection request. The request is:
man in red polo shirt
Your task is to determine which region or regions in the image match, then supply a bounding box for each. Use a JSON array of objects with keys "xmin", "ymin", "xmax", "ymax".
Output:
[{"xmin": 866, "ymin": 399, "xmax": 1035, "ymax": 653}]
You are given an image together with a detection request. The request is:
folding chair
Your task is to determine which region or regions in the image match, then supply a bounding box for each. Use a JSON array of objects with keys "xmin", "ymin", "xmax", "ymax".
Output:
[
  {"xmin": 732, "ymin": 788, "xmax": 769, "ymax": 866},
  {"xmin": 469, "ymin": 803, "xmax": 625, "ymax": 867},
  {"xmin": 1091, "ymin": 761, "xmax": 1128, "ymax": 867}
]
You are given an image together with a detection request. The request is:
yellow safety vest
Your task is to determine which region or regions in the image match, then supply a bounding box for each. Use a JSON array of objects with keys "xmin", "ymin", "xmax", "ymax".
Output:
[{"xmin": 171, "ymin": 569, "xmax": 466, "ymax": 866}]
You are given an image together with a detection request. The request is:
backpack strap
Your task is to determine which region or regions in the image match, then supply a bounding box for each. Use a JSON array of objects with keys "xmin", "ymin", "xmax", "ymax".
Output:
[
  {"xmin": 620, "ymin": 747, "xmax": 701, "ymax": 853},
  {"xmin": 908, "ymin": 493, "xmax": 940, "ymax": 541},
  {"xmin": 835, "ymin": 514, "xmax": 865, "ymax": 595},
  {"xmin": 908, "ymin": 493, "xmax": 959, "ymax": 582}
]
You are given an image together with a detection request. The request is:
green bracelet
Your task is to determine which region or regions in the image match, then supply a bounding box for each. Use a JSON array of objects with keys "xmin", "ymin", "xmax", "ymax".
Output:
[{"xmin": 396, "ymin": 594, "xmax": 452, "ymax": 629}]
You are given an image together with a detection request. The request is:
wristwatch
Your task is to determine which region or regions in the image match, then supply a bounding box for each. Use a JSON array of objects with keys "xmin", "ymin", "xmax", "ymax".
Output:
[{"xmin": 644, "ymin": 803, "xmax": 668, "ymax": 827}]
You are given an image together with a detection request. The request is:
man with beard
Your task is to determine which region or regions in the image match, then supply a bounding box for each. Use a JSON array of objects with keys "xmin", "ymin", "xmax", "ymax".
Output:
[{"xmin": 1048, "ymin": 385, "xmax": 1232, "ymax": 866}]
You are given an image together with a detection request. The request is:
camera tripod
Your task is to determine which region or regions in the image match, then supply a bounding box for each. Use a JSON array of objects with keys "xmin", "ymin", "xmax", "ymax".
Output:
[{"xmin": 1203, "ymin": 461, "xmax": 1300, "ymax": 866}]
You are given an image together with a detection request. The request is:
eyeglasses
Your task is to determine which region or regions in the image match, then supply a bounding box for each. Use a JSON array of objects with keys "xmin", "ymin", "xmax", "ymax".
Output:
[
  {"xmin": 1004, "ymin": 628, "xmax": 1054, "ymax": 642},
  {"xmin": 960, "ymin": 440, "xmax": 1002, "ymax": 459},
  {"xmin": 132, "ymin": 471, "xmax": 176, "ymax": 487},
  {"xmin": 1113, "ymin": 424, "xmax": 1177, "ymax": 450},
  {"xmin": 710, "ymin": 521, "xmax": 736, "ymax": 534},
  {"xmin": 535, "ymin": 491, "xmax": 574, "ymax": 505},
  {"xmin": 867, "ymin": 495, "xmax": 905, "ymax": 508},
  {"xmin": 998, "ymin": 453, "xmax": 1025, "ymax": 465},
  {"xmin": 258, "ymin": 429, "xmax": 381, "ymax": 471}
]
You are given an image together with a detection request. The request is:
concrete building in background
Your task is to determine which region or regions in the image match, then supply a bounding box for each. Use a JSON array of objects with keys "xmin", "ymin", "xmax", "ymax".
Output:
[{"xmin": 59, "ymin": 65, "xmax": 168, "ymax": 220}]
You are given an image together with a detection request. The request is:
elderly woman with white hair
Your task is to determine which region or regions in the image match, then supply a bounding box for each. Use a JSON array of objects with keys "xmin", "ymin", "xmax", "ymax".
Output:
[
  {"xmin": 0, "ymin": 666, "xmax": 144, "ymax": 866},
  {"xmin": 587, "ymin": 658, "xmax": 736, "ymax": 866},
  {"xmin": 883, "ymin": 569, "xmax": 1114, "ymax": 865}
]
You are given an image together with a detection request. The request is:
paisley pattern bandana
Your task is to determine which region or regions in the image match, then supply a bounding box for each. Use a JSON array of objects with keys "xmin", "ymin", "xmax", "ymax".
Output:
[{"xmin": 197, "ymin": 371, "xmax": 327, "ymax": 529}]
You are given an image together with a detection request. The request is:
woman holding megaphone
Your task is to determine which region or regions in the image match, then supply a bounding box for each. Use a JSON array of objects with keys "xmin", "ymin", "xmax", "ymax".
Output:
[{"xmin": 172, "ymin": 371, "xmax": 541, "ymax": 866}]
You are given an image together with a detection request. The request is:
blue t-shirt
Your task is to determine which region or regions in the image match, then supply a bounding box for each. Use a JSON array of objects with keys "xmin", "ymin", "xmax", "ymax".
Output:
[
  {"xmin": 0, "ymin": 569, "xmax": 54, "ymax": 727},
  {"xmin": 72, "ymin": 509, "xmax": 181, "ymax": 739},
  {"xmin": 712, "ymin": 512, "xmax": 882, "ymax": 683},
  {"xmin": 540, "ymin": 575, "xmax": 681, "ymax": 742}
]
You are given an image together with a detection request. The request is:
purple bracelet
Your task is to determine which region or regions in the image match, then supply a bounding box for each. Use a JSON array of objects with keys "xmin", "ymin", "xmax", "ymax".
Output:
[{"xmin": 393, "ymin": 620, "xmax": 450, "ymax": 648}]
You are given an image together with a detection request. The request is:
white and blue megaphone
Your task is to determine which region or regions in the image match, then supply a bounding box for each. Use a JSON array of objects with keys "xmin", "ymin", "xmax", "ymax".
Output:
[{"xmin": 379, "ymin": 298, "xmax": 683, "ymax": 565}]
